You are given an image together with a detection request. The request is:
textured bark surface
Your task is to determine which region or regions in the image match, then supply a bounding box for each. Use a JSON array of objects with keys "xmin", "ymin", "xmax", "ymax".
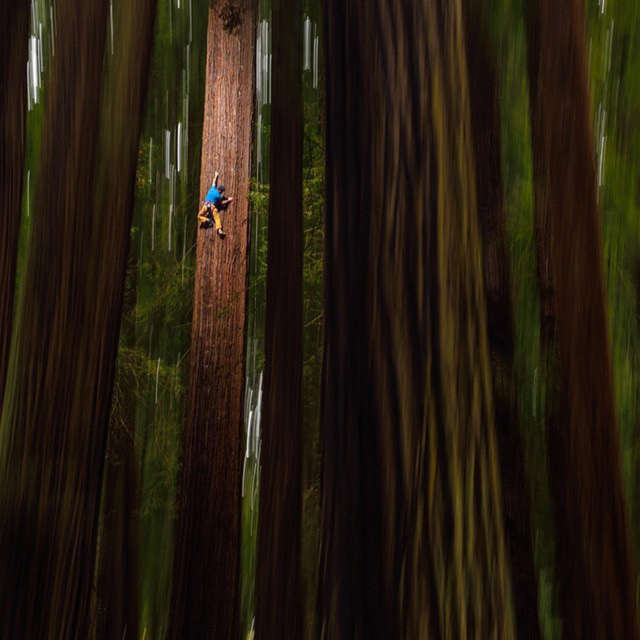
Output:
[
  {"xmin": 0, "ymin": 0, "xmax": 155, "ymax": 635},
  {"xmin": 256, "ymin": 0, "xmax": 303, "ymax": 636},
  {"xmin": 527, "ymin": 1, "xmax": 638, "ymax": 638},
  {"xmin": 169, "ymin": 2, "xmax": 255, "ymax": 638},
  {"xmin": 463, "ymin": 4, "xmax": 540, "ymax": 638},
  {"xmin": 319, "ymin": 1, "xmax": 515, "ymax": 638},
  {"xmin": 0, "ymin": 1, "xmax": 28, "ymax": 401}
]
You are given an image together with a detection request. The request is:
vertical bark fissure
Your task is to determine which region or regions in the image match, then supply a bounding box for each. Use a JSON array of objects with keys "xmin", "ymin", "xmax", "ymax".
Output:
[
  {"xmin": 527, "ymin": 1, "xmax": 638, "ymax": 638},
  {"xmin": 255, "ymin": 0, "xmax": 303, "ymax": 635},
  {"xmin": 169, "ymin": 3, "xmax": 256, "ymax": 637}
]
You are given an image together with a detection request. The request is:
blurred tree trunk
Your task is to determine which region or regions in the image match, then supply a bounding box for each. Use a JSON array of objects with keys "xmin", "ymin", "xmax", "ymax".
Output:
[
  {"xmin": 255, "ymin": 0, "xmax": 303, "ymax": 637},
  {"xmin": 463, "ymin": 3, "xmax": 541, "ymax": 638},
  {"xmin": 527, "ymin": 1, "xmax": 638, "ymax": 638},
  {"xmin": 0, "ymin": 1, "xmax": 29, "ymax": 400},
  {"xmin": 0, "ymin": 0, "xmax": 155, "ymax": 635},
  {"xmin": 168, "ymin": 2, "xmax": 255, "ymax": 638},
  {"xmin": 319, "ymin": 1, "xmax": 515, "ymax": 637},
  {"xmin": 94, "ymin": 252, "xmax": 140, "ymax": 640}
]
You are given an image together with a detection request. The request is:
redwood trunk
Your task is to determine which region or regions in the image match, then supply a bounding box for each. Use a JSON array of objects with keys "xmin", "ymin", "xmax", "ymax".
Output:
[
  {"xmin": 256, "ymin": 0, "xmax": 303, "ymax": 635},
  {"xmin": 169, "ymin": 3, "xmax": 255, "ymax": 638},
  {"xmin": 0, "ymin": 1, "xmax": 28, "ymax": 400},
  {"xmin": 463, "ymin": 4, "xmax": 540, "ymax": 638},
  {"xmin": 527, "ymin": 1, "xmax": 638, "ymax": 637},
  {"xmin": 320, "ymin": 1, "xmax": 515, "ymax": 637},
  {"xmin": 0, "ymin": 0, "xmax": 155, "ymax": 635}
]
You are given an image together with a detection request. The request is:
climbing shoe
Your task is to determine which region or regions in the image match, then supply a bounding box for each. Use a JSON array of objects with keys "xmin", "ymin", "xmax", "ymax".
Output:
[{"xmin": 217, "ymin": 228, "xmax": 226, "ymax": 239}]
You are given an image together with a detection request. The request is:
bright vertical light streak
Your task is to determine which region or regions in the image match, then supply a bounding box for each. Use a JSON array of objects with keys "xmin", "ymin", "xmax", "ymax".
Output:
[
  {"xmin": 50, "ymin": 5, "xmax": 55, "ymax": 56},
  {"xmin": 38, "ymin": 23, "xmax": 43, "ymax": 75},
  {"xmin": 313, "ymin": 34, "xmax": 319, "ymax": 88},
  {"xmin": 30, "ymin": 37, "xmax": 38, "ymax": 102},
  {"xmin": 177, "ymin": 121, "xmax": 182, "ymax": 173},
  {"xmin": 304, "ymin": 17, "xmax": 311, "ymax": 71},
  {"xmin": 27, "ymin": 60, "xmax": 32, "ymax": 111},
  {"xmin": 165, "ymin": 129, "xmax": 171, "ymax": 178},
  {"xmin": 109, "ymin": 1, "xmax": 114, "ymax": 54}
]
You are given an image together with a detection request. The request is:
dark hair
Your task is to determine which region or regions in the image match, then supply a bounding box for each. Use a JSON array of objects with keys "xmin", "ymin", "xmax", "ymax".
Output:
[{"xmin": 218, "ymin": 184, "xmax": 225, "ymax": 193}]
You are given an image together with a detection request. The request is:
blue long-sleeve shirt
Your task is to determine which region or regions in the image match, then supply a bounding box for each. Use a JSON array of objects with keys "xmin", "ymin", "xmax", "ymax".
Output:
[{"xmin": 205, "ymin": 185, "xmax": 223, "ymax": 207}]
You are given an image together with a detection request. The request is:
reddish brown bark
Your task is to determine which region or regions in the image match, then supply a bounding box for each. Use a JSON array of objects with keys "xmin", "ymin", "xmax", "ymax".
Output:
[
  {"xmin": 169, "ymin": 3, "xmax": 255, "ymax": 638},
  {"xmin": 0, "ymin": 0, "xmax": 155, "ymax": 635},
  {"xmin": 527, "ymin": 1, "xmax": 638, "ymax": 637},
  {"xmin": 255, "ymin": 0, "xmax": 303, "ymax": 636},
  {"xmin": 0, "ymin": 1, "xmax": 28, "ymax": 400},
  {"xmin": 463, "ymin": 4, "xmax": 540, "ymax": 638}
]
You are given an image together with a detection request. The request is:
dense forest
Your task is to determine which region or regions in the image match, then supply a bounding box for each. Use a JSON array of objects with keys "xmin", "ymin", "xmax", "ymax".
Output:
[{"xmin": 2, "ymin": 0, "xmax": 640, "ymax": 638}]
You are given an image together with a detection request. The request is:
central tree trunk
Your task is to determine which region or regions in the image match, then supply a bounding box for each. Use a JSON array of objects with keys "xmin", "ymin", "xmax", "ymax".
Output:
[{"xmin": 169, "ymin": 2, "xmax": 256, "ymax": 638}]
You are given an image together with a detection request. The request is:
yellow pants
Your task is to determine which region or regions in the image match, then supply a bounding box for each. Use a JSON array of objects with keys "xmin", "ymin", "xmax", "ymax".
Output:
[{"xmin": 198, "ymin": 204, "xmax": 222, "ymax": 230}]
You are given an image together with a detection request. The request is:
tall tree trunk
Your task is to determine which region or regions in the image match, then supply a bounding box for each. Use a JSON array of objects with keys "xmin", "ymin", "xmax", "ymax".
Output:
[
  {"xmin": 169, "ymin": 2, "xmax": 255, "ymax": 637},
  {"xmin": 527, "ymin": 1, "xmax": 638, "ymax": 638},
  {"xmin": 0, "ymin": 1, "xmax": 29, "ymax": 400},
  {"xmin": 94, "ymin": 252, "xmax": 140, "ymax": 640},
  {"xmin": 0, "ymin": 0, "xmax": 155, "ymax": 635},
  {"xmin": 319, "ymin": 1, "xmax": 515, "ymax": 638},
  {"xmin": 463, "ymin": 4, "xmax": 541, "ymax": 638},
  {"xmin": 256, "ymin": 0, "xmax": 303, "ymax": 636}
]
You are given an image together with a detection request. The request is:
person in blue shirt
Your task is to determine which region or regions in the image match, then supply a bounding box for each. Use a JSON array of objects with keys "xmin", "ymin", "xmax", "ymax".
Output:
[{"xmin": 198, "ymin": 171, "xmax": 233, "ymax": 238}]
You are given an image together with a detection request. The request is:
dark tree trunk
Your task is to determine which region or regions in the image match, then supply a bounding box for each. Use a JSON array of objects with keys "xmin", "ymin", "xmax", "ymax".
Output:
[
  {"xmin": 0, "ymin": 1, "xmax": 29, "ymax": 400},
  {"xmin": 256, "ymin": 0, "xmax": 303, "ymax": 636},
  {"xmin": 0, "ymin": 0, "xmax": 155, "ymax": 635},
  {"xmin": 463, "ymin": 3, "xmax": 541, "ymax": 638},
  {"xmin": 94, "ymin": 252, "xmax": 140, "ymax": 640},
  {"xmin": 319, "ymin": 1, "xmax": 515, "ymax": 638},
  {"xmin": 169, "ymin": 2, "xmax": 256, "ymax": 638},
  {"xmin": 527, "ymin": 1, "xmax": 638, "ymax": 638}
]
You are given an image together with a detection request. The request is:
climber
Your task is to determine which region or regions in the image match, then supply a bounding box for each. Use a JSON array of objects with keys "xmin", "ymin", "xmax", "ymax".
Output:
[{"xmin": 198, "ymin": 171, "xmax": 233, "ymax": 238}]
